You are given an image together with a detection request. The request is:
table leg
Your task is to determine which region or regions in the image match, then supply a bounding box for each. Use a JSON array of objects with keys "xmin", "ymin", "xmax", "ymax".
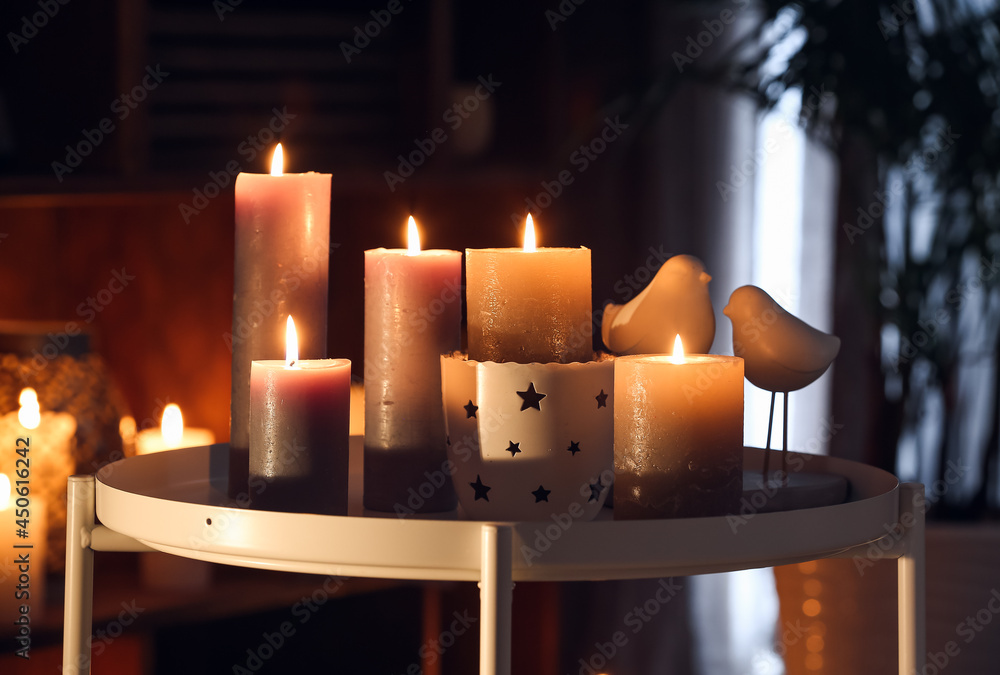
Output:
[
  {"xmin": 479, "ymin": 524, "xmax": 512, "ymax": 675},
  {"xmin": 62, "ymin": 475, "xmax": 96, "ymax": 675},
  {"xmin": 897, "ymin": 482, "xmax": 925, "ymax": 675}
]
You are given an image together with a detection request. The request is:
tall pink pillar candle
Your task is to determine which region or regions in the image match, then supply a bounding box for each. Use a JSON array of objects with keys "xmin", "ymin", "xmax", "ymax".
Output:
[
  {"xmin": 364, "ymin": 220, "xmax": 461, "ymax": 513},
  {"xmin": 465, "ymin": 217, "xmax": 592, "ymax": 364},
  {"xmin": 231, "ymin": 147, "xmax": 330, "ymax": 495},
  {"xmin": 250, "ymin": 357, "xmax": 351, "ymax": 515}
]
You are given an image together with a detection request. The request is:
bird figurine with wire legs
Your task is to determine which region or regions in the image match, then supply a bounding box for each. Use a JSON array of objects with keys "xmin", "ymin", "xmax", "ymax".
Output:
[
  {"xmin": 602, "ymin": 254, "xmax": 716, "ymax": 355},
  {"xmin": 723, "ymin": 285, "xmax": 841, "ymax": 482}
]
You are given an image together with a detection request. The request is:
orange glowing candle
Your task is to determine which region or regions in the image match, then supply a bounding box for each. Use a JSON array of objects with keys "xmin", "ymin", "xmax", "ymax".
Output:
[
  {"xmin": 135, "ymin": 404, "xmax": 215, "ymax": 455},
  {"xmin": 614, "ymin": 335, "xmax": 744, "ymax": 519},
  {"xmin": 466, "ymin": 215, "xmax": 592, "ymax": 364}
]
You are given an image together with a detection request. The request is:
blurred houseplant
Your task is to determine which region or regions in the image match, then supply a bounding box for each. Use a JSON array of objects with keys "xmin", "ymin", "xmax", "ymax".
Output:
[{"xmin": 661, "ymin": 0, "xmax": 1000, "ymax": 518}]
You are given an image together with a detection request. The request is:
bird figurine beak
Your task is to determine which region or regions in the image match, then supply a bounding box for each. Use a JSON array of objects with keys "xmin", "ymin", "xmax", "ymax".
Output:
[{"xmin": 700, "ymin": 272, "xmax": 712, "ymax": 284}]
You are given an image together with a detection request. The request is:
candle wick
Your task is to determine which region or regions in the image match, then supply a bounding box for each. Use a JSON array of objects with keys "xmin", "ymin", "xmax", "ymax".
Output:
[{"xmin": 289, "ymin": 359, "xmax": 297, "ymax": 368}]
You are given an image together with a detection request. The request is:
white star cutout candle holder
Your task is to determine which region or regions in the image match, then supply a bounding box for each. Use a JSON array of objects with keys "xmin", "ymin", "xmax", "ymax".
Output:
[{"xmin": 441, "ymin": 352, "xmax": 614, "ymax": 521}]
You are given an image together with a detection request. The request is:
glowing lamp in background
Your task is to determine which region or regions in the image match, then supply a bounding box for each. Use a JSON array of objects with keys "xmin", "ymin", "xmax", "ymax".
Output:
[{"xmin": 135, "ymin": 404, "xmax": 215, "ymax": 455}]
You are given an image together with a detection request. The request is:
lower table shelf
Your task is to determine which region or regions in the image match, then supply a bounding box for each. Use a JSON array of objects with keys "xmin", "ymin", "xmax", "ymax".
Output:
[{"xmin": 62, "ymin": 441, "xmax": 925, "ymax": 675}]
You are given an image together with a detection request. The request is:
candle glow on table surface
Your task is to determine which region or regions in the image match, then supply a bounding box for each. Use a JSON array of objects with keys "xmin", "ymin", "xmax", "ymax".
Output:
[
  {"xmin": 135, "ymin": 404, "xmax": 215, "ymax": 455},
  {"xmin": 364, "ymin": 217, "xmax": 461, "ymax": 512},
  {"xmin": 231, "ymin": 143, "xmax": 331, "ymax": 458},
  {"xmin": 614, "ymin": 336, "xmax": 744, "ymax": 519},
  {"xmin": 466, "ymin": 215, "xmax": 592, "ymax": 364},
  {"xmin": 250, "ymin": 316, "xmax": 351, "ymax": 515},
  {"xmin": 0, "ymin": 472, "xmax": 47, "ymax": 628}
]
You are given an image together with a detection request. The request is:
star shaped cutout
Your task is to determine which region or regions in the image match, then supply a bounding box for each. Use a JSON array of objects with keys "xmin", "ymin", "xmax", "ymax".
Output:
[
  {"xmin": 567, "ymin": 441, "xmax": 581, "ymax": 456},
  {"xmin": 516, "ymin": 382, "xmax": 546, "ymax": 411},
  {"xmin": 470, "ymin": 474, "xmax": 491, "ymax": 501},
  {"xmin": 506, "ymin": 441, "xmax": 521, "ymax": 457},
  {"xmin": 596, "ymin": 390, "xmax": 608, "ymax": 408},
  {"xmin": 532, "ymin": 485, "xmax": 551, "ymax": 503},
  {"xmin": 464, "ymin": 400, "xmax": 478, "ymax": 418},
  {"xmin": 587, "ymin": 478, "xmax": 604, "ymax": 503}
]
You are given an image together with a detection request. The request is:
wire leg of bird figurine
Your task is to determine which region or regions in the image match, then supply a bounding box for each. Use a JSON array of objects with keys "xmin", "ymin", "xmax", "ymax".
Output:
[
  {"xmin": 781, "ymin": 392, "xmax": 789, "ymax": 486},
  {"xmin": 762, "ymin": 391, "xmax": 776, "ymax": 482}
]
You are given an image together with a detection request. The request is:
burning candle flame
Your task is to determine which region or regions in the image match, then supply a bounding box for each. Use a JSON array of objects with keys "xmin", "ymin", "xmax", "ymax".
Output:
[
  {"xmin": 286, "ymin": 315, "xmax": 299, "ymax": 367},
  {"xmin": 161, "ymin": 404, "xmax": 184, "ymax": 448},
  {"xmin": 0, "ymin": 474, "xmax": 9, "ymax": 510},
  {"xmin": 270, "ymin": 143, "xmax": 284, "ymax": 176},
  {"xmin": 669, "ymin": 334, "xmax": 685, "ymax": 365},
  {"xmin": 18, "ymin": 388, "xmax": 40, "ymax": 430},
  {"xmin": 407, "ymin": 216, "xmax": 421, "ymax": 255},
  {"xmin": 523, "ymin": 214, "xmax": 536, "ymax": 252}
]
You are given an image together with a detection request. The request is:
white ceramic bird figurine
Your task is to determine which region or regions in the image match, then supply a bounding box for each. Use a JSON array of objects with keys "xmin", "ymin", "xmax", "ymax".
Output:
[
  {"xmin": 724, "ymin": 285, "xmax": 841, "ymax": 392},
  {"xmin": 724, "ymin": 285, "xmax": 841, "ymax": 480},
  {"xmin": 602, "ymin": 254, "xmax": 715, "ymax": 355}
]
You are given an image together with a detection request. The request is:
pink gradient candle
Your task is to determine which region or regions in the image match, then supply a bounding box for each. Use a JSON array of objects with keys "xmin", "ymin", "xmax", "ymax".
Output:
[
  {"xmin": 250, "ymin": 317, "xmax": 350, "ymax": 515},
  {"xmin": 231, "ymin": 144, "xmax": 331, "ymax": 479},
  {"xmin": 364, "ymin": 217, "xmax": 461, "ymax": 513}
]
